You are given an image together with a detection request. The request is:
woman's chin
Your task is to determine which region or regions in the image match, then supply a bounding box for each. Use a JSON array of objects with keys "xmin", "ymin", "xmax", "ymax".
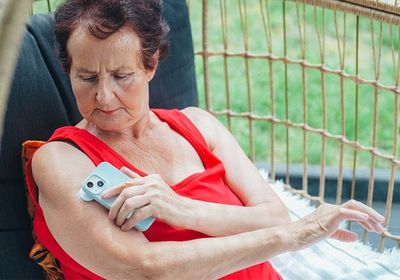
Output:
[
  {"xmin": 92, "ymin": 119, "xmax": 126, "ymax": 132},
  {"xmin": 88, "ymin": 112, "xmax": 127, "ymax": 131}
]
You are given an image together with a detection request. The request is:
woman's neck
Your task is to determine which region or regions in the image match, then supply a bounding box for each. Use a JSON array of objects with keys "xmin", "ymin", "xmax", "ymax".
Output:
[{"xmin": 78, "ymin": 110, "xmax": 159, "ymax": 142}]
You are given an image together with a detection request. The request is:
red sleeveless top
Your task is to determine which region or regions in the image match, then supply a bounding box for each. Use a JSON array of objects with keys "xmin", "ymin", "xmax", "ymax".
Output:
[{"xmin": 26, "ymin": 109, "xmax": 282, "ymax": 279}]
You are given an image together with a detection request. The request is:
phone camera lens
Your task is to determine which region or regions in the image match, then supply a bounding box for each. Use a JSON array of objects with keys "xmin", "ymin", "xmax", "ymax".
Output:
[
  {"xmin": 87, "ymin": 181, "xmax": 94, "ymax": 188},
  {"xmin": 97, "ymin": 181, "xmax": 104, "ymax": 187}
]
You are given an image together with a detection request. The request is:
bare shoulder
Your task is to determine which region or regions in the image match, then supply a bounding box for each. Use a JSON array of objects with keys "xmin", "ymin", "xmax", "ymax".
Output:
[
  {"xmin": 32, "ymin": 140, "xmax": 89, "ymax": 168},
  {"xmin": 31, "ymin": 141, "xmax": 94, "ymax": 200},
  {"xmin": 181, "ymin": 106, "xmax": 215, "ymax": 126},
  {"xmin": 181, "ymin": 107, "xmax": 221, "ymax": 149}
]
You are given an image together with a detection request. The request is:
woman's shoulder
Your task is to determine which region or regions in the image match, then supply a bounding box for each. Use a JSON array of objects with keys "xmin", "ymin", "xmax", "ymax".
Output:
[
  {"xmin": 180, "ymin": 107, "xmax": 217, "ymax": 128},
  {"xmin": 33, "ymin": 124, "xmax": 89, "ymax": 165},
  {"xmin": 33, "ymin": 139, "xmax": 92, "ymax": 172},
  {"xmin": 33, "ymin": 141, "xmax": 79, "ymax": 164},
  {"xmin": 32, "ymin": 141, "xmax": 94, "ymax": 194},
  {"xmin": 180, "ymin": 107, "xmax": 220, "ymax": 149}
]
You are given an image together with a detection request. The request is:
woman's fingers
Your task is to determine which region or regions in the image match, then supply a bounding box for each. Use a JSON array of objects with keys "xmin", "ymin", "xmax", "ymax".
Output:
[
  {"xmin": 96, "ymin": 172, "xmax": 179, "ymax": 231},
  {"xmin": 340, "ymin": 200, "xmax": 384, "ymax": 234},
  {"xmin": 108, "ymin": 186, "xmax": 147, "ymax": 221},
  {"xmin": 330, "ymin": 220, "xmax": 383, "ymax": 242},
  {"xmin": 107, "ymin": 174, "xmax": 168, "ymax": 224},
  {"xmin": 360, "ymin": 219, "xmax": 384, "ymax": 233},
  {"xmin": 337, "ymin": 207, "xmax": 369, "ymax": 222},
  {"xmin": 371, "ymin": 220, "xmax": 384, "ymax": 233},
  {"xmin": 115, "ymin": 194, "xmax": 151, "ymax": 226},
  {"xmin": 293, "ymin": 201, "xmax": 385, "ymax": 251},
  {"xmin": 337, "ymin": 205, "xmax": 384, "ymax": 234},
  {"xmin": 330, "ymin": 229, "xmax": 358, "ymax": 242},
  {"xmin": 359, "ymin": 220, "xmax": 374, "ymax": 232},
  {"xmin": 102, "ymin": 178, "xmax": 145, "ymax": 198},
  {"xmin": 344, "ymin": 200, "xmax": 384, "ymax": 223},
  {"xmin": 121, "ymin": 205, "xmax": 154, "ymax": 231},
  {"xmin": 120, "ymin": 166, "xmax": 141, "ymax": 179},
  {"xmin": 101, "ymin": 167, "xmax": 143, "ymax": 199}
]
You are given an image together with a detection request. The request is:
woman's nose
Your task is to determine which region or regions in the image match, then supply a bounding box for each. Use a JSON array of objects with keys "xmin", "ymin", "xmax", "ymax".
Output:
[{"xmin": 96, "ymin": 79, "xmax": 114, "ymax": 104}]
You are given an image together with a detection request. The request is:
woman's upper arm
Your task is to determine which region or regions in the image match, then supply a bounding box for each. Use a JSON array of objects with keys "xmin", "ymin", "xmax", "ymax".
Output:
[
  {"xmin": 182, "ymin": 107, "xmax": 284, "ymax": 207},
  {"xmin": 31, "ymin": 142, "xmax": 149, "ymax": 279}
]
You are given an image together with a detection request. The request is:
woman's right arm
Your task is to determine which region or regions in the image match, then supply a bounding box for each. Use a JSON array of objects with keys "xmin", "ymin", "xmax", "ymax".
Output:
[
  {"xmin": 32, "ymin": 142, "xmax": 289, "ymax": 279},
  {"xmin": 32, "ymin": 142, "xmax": 384, "ymax": 280}
]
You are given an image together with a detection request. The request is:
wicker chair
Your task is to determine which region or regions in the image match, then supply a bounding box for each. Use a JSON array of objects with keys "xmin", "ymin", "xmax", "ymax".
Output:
[
  {"xmin": 0, "ymin": 0, "xmax": 399, "ymax": 278},
  {"xmin": 190, "ymin": 0, "xmax": 400, "ymax": 250},
  {"xmin": 191, "ymin": 1, "xmax": 400, "ymax": 276}
]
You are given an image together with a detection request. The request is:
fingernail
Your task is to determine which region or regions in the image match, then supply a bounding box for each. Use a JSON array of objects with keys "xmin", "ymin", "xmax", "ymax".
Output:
[
  {"xmin": 121, "ymin": 225, "xmax": 127, "ymax": 231},
  {"xmin": 102, "ymin": 192, "xmax": 109, "ymax": 198}
]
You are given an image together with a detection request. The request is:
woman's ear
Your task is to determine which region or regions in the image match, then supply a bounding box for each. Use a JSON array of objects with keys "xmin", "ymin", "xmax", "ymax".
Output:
[{"xmin": 146, "ymin": 51, "xmax": 159, "ymax": 81}]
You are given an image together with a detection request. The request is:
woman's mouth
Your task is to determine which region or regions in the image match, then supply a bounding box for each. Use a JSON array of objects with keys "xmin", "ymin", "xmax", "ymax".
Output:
[{"xmin": 98, "ymin": 108, "xmax": 120, "ymax": 115}]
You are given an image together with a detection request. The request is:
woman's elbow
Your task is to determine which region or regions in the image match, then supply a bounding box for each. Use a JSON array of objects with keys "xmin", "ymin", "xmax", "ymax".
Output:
[
  {"xmin": 259, "ymin": 202, "xmax": 291, "ymax": 227},
  {"xmin": 122, "ymin": 246, "xmax": 173, "ymax": 280},
  {"xmin": 279, "ymin": 206, "xmax": 291, "ymax": 224},
  {"xmin": 274, "ymin": 201, "xmax": 291, "ymax": 224},
  {"xmin": 101, "ymin": 248, "xmax": 165, "ymax": 280}
]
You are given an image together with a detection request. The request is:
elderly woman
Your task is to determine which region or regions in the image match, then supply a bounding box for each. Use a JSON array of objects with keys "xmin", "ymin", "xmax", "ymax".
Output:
[{"xmin": 26, "ymin": 0, "xmax": 384, "ymax": 279}]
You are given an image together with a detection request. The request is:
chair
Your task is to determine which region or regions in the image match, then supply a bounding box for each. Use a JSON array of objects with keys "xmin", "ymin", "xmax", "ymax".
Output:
[
  {"xmin": 1, "ymin": 0, "xmax": 400, "ymax": 278},
  {"xmin": 188, "ymin": 0, "xmax": 400, "ymax": 277},
  {"xmin": 0, "ymin": 0, "xmax": 197, "ymax": 278},
  {"xmin": 189, "ymin": 0, "xmax": 400, "ymax": 250}
]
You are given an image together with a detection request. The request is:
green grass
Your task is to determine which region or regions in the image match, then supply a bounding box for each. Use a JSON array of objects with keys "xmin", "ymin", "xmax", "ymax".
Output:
[
  {"xmin": 188, "ymin": 0, "xmax": 399, "ymax": 170},
  {"xmin": 32, "ymin": 0, "xmax": 400, "ymax": 170}
]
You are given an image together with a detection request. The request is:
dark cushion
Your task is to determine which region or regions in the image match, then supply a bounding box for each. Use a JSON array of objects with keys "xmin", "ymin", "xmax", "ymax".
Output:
[{"xmin": 0, "ymin": 0, "xmax": 197, "ymax": 277}]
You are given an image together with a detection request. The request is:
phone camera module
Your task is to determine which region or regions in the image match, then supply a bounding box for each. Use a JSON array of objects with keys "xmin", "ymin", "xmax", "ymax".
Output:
[
  {"xmin": 97, "ymin": 181, "xmax": 104, "ymax": 187},
  {"xmin": 87, "ymin": 181, "xmax": 94, "ymax": 188}
]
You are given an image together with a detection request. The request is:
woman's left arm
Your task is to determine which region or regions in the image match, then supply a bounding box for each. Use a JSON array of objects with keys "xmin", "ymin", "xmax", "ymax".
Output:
[{"xmin": 178, "ymin": 107, "xmax": 290, "ymax": 236}]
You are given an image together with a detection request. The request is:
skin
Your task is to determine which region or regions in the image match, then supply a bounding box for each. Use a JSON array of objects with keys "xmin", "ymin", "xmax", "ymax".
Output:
[{"xmin": 31, "ymin": 25, "xmax": 385, "ymax": 279}]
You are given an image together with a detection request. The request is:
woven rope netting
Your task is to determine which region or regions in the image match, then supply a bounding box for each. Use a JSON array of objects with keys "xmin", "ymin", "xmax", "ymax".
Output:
[{"xmin": 187, "ymin": 0, "xmax": 400, "ymax": 251}]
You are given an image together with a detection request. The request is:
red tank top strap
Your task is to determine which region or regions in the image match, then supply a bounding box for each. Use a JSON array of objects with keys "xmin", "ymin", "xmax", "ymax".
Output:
[
  {"xmin": 151, "ymin": 109, "xmax": 219, "ymax": 167},
  {"xmin": 152, "ymin": 109, "xmax": 208, "ymax": 147},
  {"xmin": 47, "ymin": 127, "xmax": 105, "ymax": 166},
  {"xmin": 46, "ymin": 127, "xmax": 153, "ymax": 176}
]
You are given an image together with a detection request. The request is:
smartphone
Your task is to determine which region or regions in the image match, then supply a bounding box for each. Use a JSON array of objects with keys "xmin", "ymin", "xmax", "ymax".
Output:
[{"xmin": 79, "ymin": 162, "xmax": 155, "ymax": 231}]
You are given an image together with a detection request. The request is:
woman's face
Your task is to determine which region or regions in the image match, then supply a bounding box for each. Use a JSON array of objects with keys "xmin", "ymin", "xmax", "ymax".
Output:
[{"xmin": 68, "ymin": 26, "xmax": 156, "ymax": 132}]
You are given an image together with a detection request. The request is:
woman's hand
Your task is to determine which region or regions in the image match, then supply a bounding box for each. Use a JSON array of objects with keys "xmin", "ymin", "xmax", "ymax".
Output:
[
  {"xmin": 286, "ymin": 200, "xmax": 385, "ymax": 251},
  {"xmin": 101, "ymin": 167, "xmax": 188, "ymax": 231}
]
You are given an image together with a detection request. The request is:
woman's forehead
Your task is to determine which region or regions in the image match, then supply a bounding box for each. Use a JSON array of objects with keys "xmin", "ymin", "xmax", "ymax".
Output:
[{"xmin": 67, "ymin": 26, "xmax": 142, "ymax": 69}]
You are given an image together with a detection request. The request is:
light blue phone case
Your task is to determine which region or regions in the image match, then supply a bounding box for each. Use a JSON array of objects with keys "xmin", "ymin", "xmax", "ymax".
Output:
[{"xmin": 79, "ymin": 162, "xmax": 155, "ymax": 231}]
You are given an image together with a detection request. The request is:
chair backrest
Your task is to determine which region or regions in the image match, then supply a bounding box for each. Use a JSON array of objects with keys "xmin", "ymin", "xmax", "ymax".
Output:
[{"xmin": 0, "ymin": 1, "xmax": 197, "ymax": 278}]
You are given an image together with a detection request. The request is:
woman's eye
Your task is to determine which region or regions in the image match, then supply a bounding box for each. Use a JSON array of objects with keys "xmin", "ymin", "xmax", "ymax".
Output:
[
  {"xmin": 80, "ymin": 76, "xmax": 97, "ymax": 82},
  {"xmin": 114, "ymin": 73, "xmax": 132, "ymax": 80},
  {"xmin": 115, "ymin": 75, "xmax": 127, "ymax": 79}
]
